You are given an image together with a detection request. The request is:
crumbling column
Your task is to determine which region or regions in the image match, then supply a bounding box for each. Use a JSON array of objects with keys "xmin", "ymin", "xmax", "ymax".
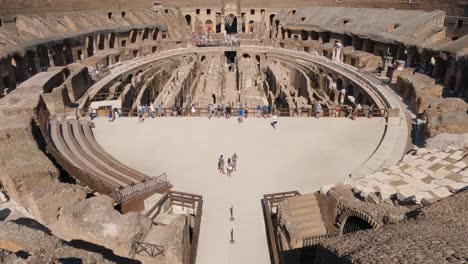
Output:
[
  {"xmin": 332, "ymin": 40, "xmax": 343, "ymax": 62},
  {"xmin": 48, "ymin": 48, "xmax": 55, "ymax": 67}
]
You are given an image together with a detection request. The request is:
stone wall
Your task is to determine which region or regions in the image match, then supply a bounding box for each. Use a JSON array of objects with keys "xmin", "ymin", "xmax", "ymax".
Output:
[{"xmin": 395, "ymin": 70, "xmax": 443, "ymax": 114}]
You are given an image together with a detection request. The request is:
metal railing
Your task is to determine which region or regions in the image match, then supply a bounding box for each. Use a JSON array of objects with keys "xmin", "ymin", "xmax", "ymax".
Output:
[
  {"xmin": 113, "ymin": 173, "xmax": 170, "ymax": 204},
  {"xmin": 81, "ymin": 106, "xmax": 387, "ymax": 119},
  {"xmin": 145, "ymin": 190, "xmax": 203, "ymax": 264},
  {"xmin": 132, "ymin": 241, "xmax": 165, "ymax": 257}
]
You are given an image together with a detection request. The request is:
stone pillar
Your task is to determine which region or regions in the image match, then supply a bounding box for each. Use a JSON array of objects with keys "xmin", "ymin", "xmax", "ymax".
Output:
[
  {"xmin": 48, "ymin": 48, "xmax": 55, "ymax": 67},
  {"xmin": 332, "ymin": 41, "xmax": 343, "ymax": 62},
  {"xmin": 339, "ymin": 88, "xmax": 346, "ymax": 105}
]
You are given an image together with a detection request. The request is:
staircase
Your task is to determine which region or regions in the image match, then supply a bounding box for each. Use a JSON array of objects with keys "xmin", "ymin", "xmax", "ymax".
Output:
[
  {"xmin": 278, "ymin": 193, "xmax": 327, "ymax": 249},
  {"xmin": 223, "ymin": 69, "xmax": 238, "ymax": 103}
]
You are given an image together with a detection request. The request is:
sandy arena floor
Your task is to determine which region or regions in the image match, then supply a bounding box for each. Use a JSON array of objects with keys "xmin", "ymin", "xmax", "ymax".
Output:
[{"xmin": 93, "ymin": 116, "xmax": 385, "ymax": 264}]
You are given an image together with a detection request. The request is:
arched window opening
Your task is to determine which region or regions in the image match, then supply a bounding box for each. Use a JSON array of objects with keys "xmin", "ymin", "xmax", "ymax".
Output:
[{"xmin": 342, "ymin": 216, "xmax": 372, "ymax": 235}]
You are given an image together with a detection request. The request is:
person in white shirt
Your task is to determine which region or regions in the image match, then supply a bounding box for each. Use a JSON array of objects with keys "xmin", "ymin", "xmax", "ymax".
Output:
[{"xmin": 271, "ymin": 114, "xmax": 278, "ymax": 129}]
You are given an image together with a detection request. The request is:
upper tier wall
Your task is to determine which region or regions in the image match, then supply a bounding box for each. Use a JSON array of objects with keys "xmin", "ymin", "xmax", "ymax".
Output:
[{"xmin": 0, "ymin": 0, "xmax": 465, "ymax": 16}]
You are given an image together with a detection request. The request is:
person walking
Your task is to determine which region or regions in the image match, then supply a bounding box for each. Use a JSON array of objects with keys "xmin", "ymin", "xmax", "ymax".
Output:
[
  {"xmin": 150, "ymin": 103, "xmax": 155, "ymax": 118},
  {"xmin": 157, "ymin": 103, "xmax": 162, "ymax": 117},
  {"xmin": 218, "ymin": 155, "xmax": 225, "ymax": 174},
  {"xmin": 368, "ymin": 104, "xmax": 374, "ymax": 118},
  {"xmin": 271, "ymin": 114, "xmax": 278, "ymax": 129},
  {"xmin": 227, "ymin": 158, "xmax": 233, "ymax": 177},
  {"xmin": 256, "ymin": 103, "xmax": 261, "ymax": 117},
  {"xmin": 263, "ymin": 104, "xmax": 268, "ymax": 118},
  {"xmin": 191, "ymin": 104, "xmax": 196, "ymax": 116},
  {"xmin": 232, "ymin": 153, "xmax": 238, "ymax": 171},
  {"xmin": 238, "ymin": 108, "xmax": 244, "ymax": 124},
  {"xmin": 207, "ymin": 104, "xmax": 212, "ymax": 119},
  {"xmin": 315, "ymin": 103, "xmax": 322, "ymax": 119}
]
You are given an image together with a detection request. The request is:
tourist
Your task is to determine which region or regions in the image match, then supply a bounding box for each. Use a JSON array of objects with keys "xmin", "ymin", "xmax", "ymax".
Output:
[
  {"xmin": 150, "ymin": 103, "xmax": 155, "ymax": 118},
  {"xmin": 238, "ymin": 108, "xmax": 244, "ymax": 124},
  {"xmin": 232, "ymin": 153, "xmax": 237, "ymax": 171},
  {"xmin": 263, "ymin": 104, "xmax": 268, "ymax": 118},
  {"xmin": 315, "ymin": 103, "xmax": 322, "ymax": 119},
  {"xmin": 351, "ymin": 106, "xmax": 358, "ymax": 120},
  {"xmin": 207, "ymin": 104, "xmax": 212, "ymax": 119},
  {"xmin": 335, "ymin": 105, "xmax": 341, "ymax": 118},
  {"xmin": 138, "ymin": 108, "xmax": 145, "ymax": 123},
  {"xmin": 141, "ymin": 105, "xmax": 147, "ymax": 118},
  {"xmin": 108, "ymin": 108, "xmax": 114, "ymax": 122},
  {"xmin": 271, "ymin": 114, "xmax": 278, "ymax": 129},
  {"xmin": 158, "ymin": 103, "xmax": 163, "ymax": 117},
  {"xmin": 226, "ymin": 105, "xmax": 232, "ymax": 119},
  {"xmin": 113, "ymin": 108, "xmax": 120, "ymax": 119},
  {"xmin": 357, "ymin": 104, "xmax": 363, "ymax": 116},
  {"xmin": 256, "ymin": 103, "xmax": 261, "ymax": 117},
  {"xmin": 227, "ymin": 158, "xmax": 233, "ymax": 177},
  {"xmin": 191, "ymin": 104, "xmax": 196, "ymax": 116},
  {"xmin": 216, "ymin": 104, "xmax": 221, "ymax": 117},
  {"xmin": 218, "ymin": 155, "xmax": 225, "ymax": 174},
  {"xmin": 88, "ymin": 108, "xmax": 96, "ymax": 120},
  {"xmin": 368, "ymin": 104, "xmax": 374, "ymax": 118}
]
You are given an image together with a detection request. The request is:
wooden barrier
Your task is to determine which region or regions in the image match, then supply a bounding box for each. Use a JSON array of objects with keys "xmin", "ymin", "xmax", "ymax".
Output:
[{"xmin": 263, "ymin": 191, "xmax": 300, "ymax": 264}]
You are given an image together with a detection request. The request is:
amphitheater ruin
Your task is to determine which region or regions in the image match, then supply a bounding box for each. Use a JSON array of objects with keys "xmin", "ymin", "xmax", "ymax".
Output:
[{"xmin": 0, "ymin": 1, "xmax": 467, "ymax": 263}]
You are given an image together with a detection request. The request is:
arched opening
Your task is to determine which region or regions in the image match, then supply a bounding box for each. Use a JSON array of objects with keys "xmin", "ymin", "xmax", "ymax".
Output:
[
  {"xmin": 212, "ymin": 94, "xmax": 216, "ymax": 104},
  {"xmin": 201, "ymin": 56, "xmax": 206, "ymax": 62},
  {"xmin": 205, "ymin": 20, "xmax": 213, "ymax": 33},
  {"xmin": 153, "ymin": 28, "xmax": 160, "ymax": 40},
  {"xmin": 310, "ymin": 31, "xmax": 319, "ymax": 41},
  {"xmin": 342, "ymin": 216, "xmax": 372, "ymax": 235},
  {"xmin": 343, "ymin": 35, "xmax": 352, "ymax": 46},
  {"xmin": 301, "ymin": 30, "xmax": 308, "ymax": 41},
  {"xmin": 225, "ymin": 14, "xmax": 238, "ymax": 34},
  {"xmin": 274, "ymin": 92, "xmax": 290, "ymax": 109},
  {"xmin": 63, "ymin": 42, "xmax": 73, "ymax": 64},
  {"xmin": 248, "ymin": 20, "xmax": 255, "ymax": 33},
  {"xmin": 86, "ymin": 36, "xmax": 94, "ymax": 57},
  {"xmin": 336, "ymin": 79, "xmax": 343, "ymax": 90},
  {"xmin": 142, "ymin": 28, "xmax": 150, "ymax": 41},
  {"xmin": 98, "ymin": 34, "xmax": 105, "ymax": 50},
  {"xmin": 242, "ymin": 54, "xmax": 250, "ymax": 59},
  {"xmin": 185, "ymin": 15, "xmax": 192, "ymax": 27},
  {"xmin": 109, "ymin": 33, "xmax": 116, "ymax": 49},
  {"xmin": 130, "ymin": 30, "xmax": 138, "ymax": 44},
  {"xmin": 256, "ymin": 55, "xmax": 261, "ymax": 71},
  {"xmin": 269, "ymin": 14, "xmax": 275, "ymax": 26}
]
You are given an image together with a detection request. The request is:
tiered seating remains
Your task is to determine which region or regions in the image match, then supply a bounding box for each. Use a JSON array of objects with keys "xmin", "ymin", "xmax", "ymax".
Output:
[{"xmin": 48, "ymin": 118, "xmax": 170, "ymax": 208}]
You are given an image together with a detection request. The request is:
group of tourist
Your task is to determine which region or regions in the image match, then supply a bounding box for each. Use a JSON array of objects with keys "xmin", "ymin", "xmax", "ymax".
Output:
[
  {"xmin": 89, "ymin": 65, "xmax": 110, "ymax": 81},
  {"xmin": 192, "ymin": 34, "xmax": 240, "ymax": 47},
  {"xmin": 136, "ymin": 103, "xmax": 164, "ymax": 123},
  {"xmin": 218, "ymin": 153, "xmax": 238, "ymax": 177},
  {"xmin": 223, "ymin": 34, "xmax": 240, "ymax": 47}
]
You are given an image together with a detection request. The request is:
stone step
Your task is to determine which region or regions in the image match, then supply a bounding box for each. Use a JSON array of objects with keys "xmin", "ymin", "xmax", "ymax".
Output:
[
  {"xmin": 289, "ymin": 206, "xmax": 322, "ymax": 218},
  {"xmin": 300, "ymin": 224, "xmax": 327, "ymax": 238}
]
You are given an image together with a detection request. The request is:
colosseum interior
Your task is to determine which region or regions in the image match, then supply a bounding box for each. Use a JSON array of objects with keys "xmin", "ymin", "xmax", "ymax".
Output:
[{"xmin": 0, "ymin": 0, "xmax": 467, "ymax": 263}]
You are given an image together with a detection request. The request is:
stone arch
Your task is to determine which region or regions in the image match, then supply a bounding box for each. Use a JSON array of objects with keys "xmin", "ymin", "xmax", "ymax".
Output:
[
  {"xmin": 152, "ymin": 28, "xmax": 160, "ymax": 40},
  {"xmin": 337, "ymin": 209, "xmax": 380, "ymax": 235},
  {"xmin": 242, "ymin": 54, "xmax": 250, "ymax": 59},
  {"xmin": 130, "ymin": 30, "xmax": 138, "ymax": 44},
  {"xmin": 301, "ymin": 30, "xmax": 308, "ymax": 41},
  {"xmin": 269, "ymin": 14, "xmax": 275, "ymax": 26},
  {"xmin": 200, "ymin": 56, "xmax": 206, "ymax": 62},
  {"xmin": 225, "ymin": 14, "xmax": 237, "ymax": 34},
  {"xmin": 248, "ymin": 20, "xmax": 255, "ymax": 33},
  {"xmin": 311, "ymin": 31, "xmax": 319, "ymax": 41},
  {"xmin": 205, "ymin": 20, "xmax": 213, "ymax": 33},
  {"xmin": 85, "ymin": 36, "xmax": 94, "ymax": 57},
  {"xmin": 98, "ymin": 34, "xmax": 105, "ymax": 50},
  {"xmin": 142, "ymin": 28, "xmax": 150, "ymax": 41},
  {"xmin": 108, "ymin": 32, "xmax": 116, "ymax": 49},
  {"xmin": 185, "ymin": 15, "xmax": 192, "ymax": 27}
]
